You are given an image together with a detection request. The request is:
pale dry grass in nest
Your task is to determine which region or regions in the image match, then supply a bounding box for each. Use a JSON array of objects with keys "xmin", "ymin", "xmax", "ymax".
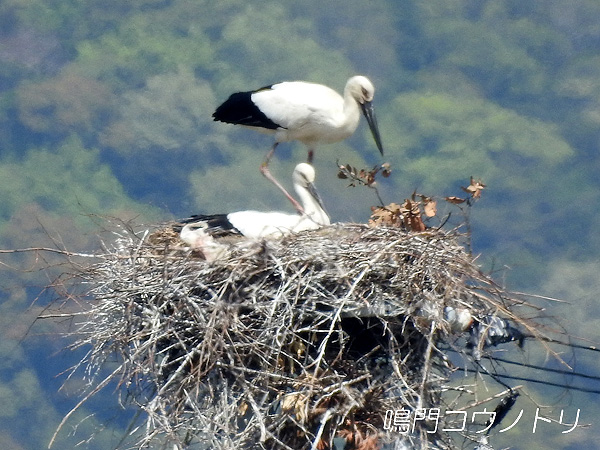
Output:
[{"xmin": 51, "ymin": 222, "xmax": 553, "ymax": 450}]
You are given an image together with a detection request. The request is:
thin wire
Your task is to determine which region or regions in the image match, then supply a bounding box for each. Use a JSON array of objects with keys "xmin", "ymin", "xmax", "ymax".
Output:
[
  {"xmin": 487, "ymin": 355, "xmax": 600, "ymax": 383},
  {"xmin": 461, "ymin": 367, "xmax": 600, "ymax": 395}
]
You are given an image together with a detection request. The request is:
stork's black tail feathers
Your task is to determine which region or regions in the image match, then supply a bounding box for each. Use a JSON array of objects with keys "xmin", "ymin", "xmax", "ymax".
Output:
[
  {"xmin": 213, "ymin": 88, "xmax": 281, "ymax": 130},
  {"xmin": 174, "ymin": 214, "xmax": 241, "ymax": 237}
]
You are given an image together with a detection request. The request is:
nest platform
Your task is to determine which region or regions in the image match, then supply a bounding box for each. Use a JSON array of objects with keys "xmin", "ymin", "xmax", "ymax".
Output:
[{"xmin": 61, "ymin": 223, "xmax": 547, "ymax": 450}]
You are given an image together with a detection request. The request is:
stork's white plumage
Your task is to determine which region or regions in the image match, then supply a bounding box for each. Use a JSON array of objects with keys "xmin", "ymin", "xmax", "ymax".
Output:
[
  {"xmin": 213, "ymin": 76, "xmax": 384, "ymax": 212},
  {"xmin": 179, "ymin": 163, "xmax": 330, "ymax": 242},
  {"xmin": 179, "ymin": 222, "xmax": 228, "ymax": 262}
]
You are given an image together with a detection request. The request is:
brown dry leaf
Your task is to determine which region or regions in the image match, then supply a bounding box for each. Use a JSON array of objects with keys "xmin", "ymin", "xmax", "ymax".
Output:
[
  {"xmin": 369, "ymin": 203, "xmax": 402, "ymax": 227},
  {"xmin": 291, "ymin": 339, "xmax": 306, "ymax": 358},
  {"xmin": 387, "ymin": 202, "xmax": 402, "ymax": 213},
  {"xmin": 421, "ymin": 196, "xmax": 437, "ymax": 217},
  {"xmin": 281, "ymin": 393, "xmax": 302, "ymax": 410},
  {"xmin": 359, "ymin": 167, "xmax": 377, "ymax": 186},
  {"xmin": 424, "ymin": 201, "xmax": 437, "ymax": 218},
  {"xmin": 368, "ymin": 207, "xmax": 386, "ymax": 227},
  {"xmin": 401, "ymin": 199, "xmax": 426, "ymax": 231},
  {"xmin": 281, "ymin": 393, "xmax": 308, "ymax": 423},
  {"xmin": 445, "ymin": 196, "xmax": 466, "ymax": 204},
  {"xmin": 337, "ymin": 163, "xmax": 356, "ymax": 180},
  {"xmin": 408, "ymin": 214, "xmax": 426, "ymax": 232},
  {"xmin": 237, "ymin": 401, "xmax": 248, "ymax": 415},
  {"xmin": 462, "ymin": 177, "xmax": 486, "ymax": 199},
  {"xmin": 402, "ymin": 199, "xmax": 420, "ymax": 215},
  {"xmin": 381, "ymin": 162, "xmax": 391, "ymax": 177}
]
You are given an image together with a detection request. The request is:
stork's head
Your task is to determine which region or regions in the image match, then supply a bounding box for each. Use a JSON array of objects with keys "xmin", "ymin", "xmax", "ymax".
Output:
[
  {"xmin": 347, "ymin": 75, "xmax": 375, "ymax": 104},
  {"xmin": 293, "ymin": 162, "xmax": 316, "ymax": 187},
  {"xmin": 346, "ymin": 76, "xmax": 384, "ymax": 156},
  {"xmin": 292, "ymin": 163, "xmax": 329, "ymax": 225}
]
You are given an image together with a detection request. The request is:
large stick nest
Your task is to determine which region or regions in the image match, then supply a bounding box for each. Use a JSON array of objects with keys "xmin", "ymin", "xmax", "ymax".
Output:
[{"xmin": 60, "ymin": 223, "xmax": 547, "ymax": 450}]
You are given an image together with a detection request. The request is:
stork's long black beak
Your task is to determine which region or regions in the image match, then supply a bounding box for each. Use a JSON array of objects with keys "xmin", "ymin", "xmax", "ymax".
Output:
[
  {"xmin": 361, "ymin": 101, "xmax": 384, "ymax": 156},
  {"xmin": 306, "ymin": 181, "xmax": 329, "ymax": 217}
]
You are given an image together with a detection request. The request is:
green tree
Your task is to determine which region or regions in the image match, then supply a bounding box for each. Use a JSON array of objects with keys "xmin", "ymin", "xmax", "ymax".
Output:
[
  {"xmin": 74, "ymin": 10, "xmax": 214, "ymax": 90},
  {"xmin": 16, "ymin": 69, "xmax": 115, "ymax": 143},
  {"xmin": 0, "ymin": 135, "xmax": 149, "ymax": 225},
  {"xmin": 382, "ymin": 91, "xmax": 573, "ymax": 190},
  {"xmin": 212, "ymin": 3, "xmax": 353, "ymax": 94}
]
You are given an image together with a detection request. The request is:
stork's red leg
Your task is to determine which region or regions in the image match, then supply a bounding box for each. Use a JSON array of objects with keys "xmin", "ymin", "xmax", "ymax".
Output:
[{"xmin": 260, "ymin": 143, "xmax": 305, "ymax": 214}]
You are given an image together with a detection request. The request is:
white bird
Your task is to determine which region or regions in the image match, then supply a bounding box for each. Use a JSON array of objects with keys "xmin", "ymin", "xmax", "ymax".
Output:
[
  {"xmin": 179, "ymin": 222, "xmax": 229, "ymax": 262},
  {"xmin": 444, "ymin": 306, "xmax": 474, "ymax": 332},
  {"xmin": 179, "ymin": 163, "xmax": 330, "ymax": 242},
  {"xmin": 213, "ymin": 76, "xmax": 384, "ymax": 212}
]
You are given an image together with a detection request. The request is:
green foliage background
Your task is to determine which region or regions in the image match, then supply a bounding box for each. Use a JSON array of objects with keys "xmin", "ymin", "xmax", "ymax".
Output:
[{"xmin": 0, "ymin": 0, "xmax": 598, "ymax": 448}]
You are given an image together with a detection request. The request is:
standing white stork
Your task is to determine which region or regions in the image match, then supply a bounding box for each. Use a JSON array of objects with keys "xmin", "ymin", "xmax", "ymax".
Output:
[
  {"xmin": 212, "ymin": 75, "xmax": 384, "ymax": 212},
  {"xmin": 179, "ymin": 163, "xmax": 330, "ymax": 243}
]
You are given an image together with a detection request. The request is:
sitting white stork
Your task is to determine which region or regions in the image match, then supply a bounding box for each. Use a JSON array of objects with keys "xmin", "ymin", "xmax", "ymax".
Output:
[
  {"xmin": 178, "ymin": 163, "xmax": 329, "ymax": 248},
  {"xmin": 213, "ymin": 76, "xmax": 384, "ymax": 212}
]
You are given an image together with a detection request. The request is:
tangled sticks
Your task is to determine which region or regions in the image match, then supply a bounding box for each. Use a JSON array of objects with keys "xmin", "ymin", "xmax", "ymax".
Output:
[{"xmin": 59, "ymin": 223, "xmax": 549, "ymax": 450}]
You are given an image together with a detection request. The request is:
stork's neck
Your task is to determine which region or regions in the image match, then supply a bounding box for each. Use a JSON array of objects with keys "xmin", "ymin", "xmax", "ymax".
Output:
[
  {"xmin": 342, "ymin": 86, "xmax": 361, "ymax": 132},
  {"xmin": 295, "ymin": 185, "xmax": 330, "ymax": 226}
]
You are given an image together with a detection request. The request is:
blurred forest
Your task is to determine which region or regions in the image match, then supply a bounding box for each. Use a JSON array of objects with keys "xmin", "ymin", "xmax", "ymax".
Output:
[{"xmin": 0, "ymin": 0, "xmax": 599, "ymax": 448}]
